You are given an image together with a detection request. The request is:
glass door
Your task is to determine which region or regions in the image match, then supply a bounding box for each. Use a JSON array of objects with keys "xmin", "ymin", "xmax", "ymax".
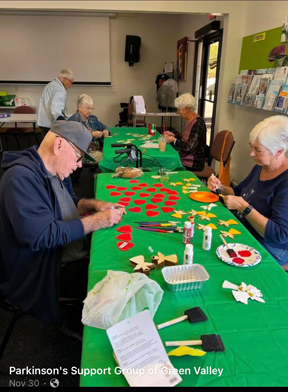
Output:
[{"xmin": 193, "ymin": 29, "xmax": 223, "ymax": 149}]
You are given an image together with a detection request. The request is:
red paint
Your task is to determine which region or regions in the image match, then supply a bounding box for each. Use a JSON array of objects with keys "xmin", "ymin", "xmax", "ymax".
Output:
[
  {"xmin": 131, "ymin": 186, "xmax": 142, "ymax": 191},
  {"xmin": 153, "ymin": 193, "xmax": 166, "ymax": 198},
  {"xmin": 124, "ymin": 191, "xmax": 136, "ymax": 196},
  {"xmin": 117, "ymin": 186, "xmax": 128, "ymax": 191},
  {"xmin": 110, "ymin": 191, "xmax": 122, "ymax": 197},
  {"xmin": 106, "ymin": 185, "xmax": 117, "ymax": 189},
  {"xmin": 145, "ymin": 187, "xmax": 157, "ymax": 192},
  {"xmin": 129, "ymin": 180, "xmax": 140, "ymax": 183},
  {"xmin": 232, "ymin": 257, "xmax": 245, "ymax": 264},
  {"xmin": 238, "ymin": 250, "xmax": 252, "ymax": 257},
  {"xmin": 153, "ymin": 183, "xmax": 164, "ymax": 187}
]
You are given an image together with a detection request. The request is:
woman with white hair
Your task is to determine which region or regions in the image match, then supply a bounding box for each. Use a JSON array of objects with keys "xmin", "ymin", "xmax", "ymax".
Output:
[
  {"xmin": 68, "ymin": 94, "xmax": 111, "ymax": 163},
  {"xmin": 164, "ymin": 92, "xmax": 207, "ymax": 171},
  {"xmin": 207, "ymin": 115, "xmax": 288, "ymax": 271}
]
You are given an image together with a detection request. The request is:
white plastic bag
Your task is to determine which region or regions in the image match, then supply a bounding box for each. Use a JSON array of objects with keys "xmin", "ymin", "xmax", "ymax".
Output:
[{"xmin": 82, "ymin": 270, "xmax": 163, "ymax": 330}]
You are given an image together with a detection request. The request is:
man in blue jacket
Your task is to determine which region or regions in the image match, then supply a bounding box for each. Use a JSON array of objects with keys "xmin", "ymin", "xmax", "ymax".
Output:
[
  {"xmin": 0, "ymin": 121, "xmax": 125, "ymax": 331},
  {"xmin": 37, "ymin": 69, "xmax": 74, "ymax": 138}
]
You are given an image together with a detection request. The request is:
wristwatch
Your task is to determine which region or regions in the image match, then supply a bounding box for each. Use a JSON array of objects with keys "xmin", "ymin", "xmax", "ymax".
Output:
[{"xmin": 242, "ymin": 204, "xmax": 254, "ymax": 217}]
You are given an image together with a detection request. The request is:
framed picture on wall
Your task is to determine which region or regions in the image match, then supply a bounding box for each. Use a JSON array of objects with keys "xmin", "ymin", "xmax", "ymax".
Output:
[{"xmin": 177, "ymin": 37, "xmax": 188, "ymax": 82}]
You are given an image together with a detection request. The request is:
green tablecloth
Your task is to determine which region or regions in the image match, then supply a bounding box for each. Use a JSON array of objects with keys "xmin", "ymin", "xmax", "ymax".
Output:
[
  {"xmin": 80, "ymin": 171, "xmax": 288, "ymax": 387},
  {"xmin": 98, "ymin": 127, "xmax": 184, "ymax": 173}
]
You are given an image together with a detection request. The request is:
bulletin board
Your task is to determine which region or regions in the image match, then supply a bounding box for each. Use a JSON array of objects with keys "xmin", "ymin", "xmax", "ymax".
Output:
[{"xmin": 239, "ymin": 26, "xmax": 288, "ymax": 72}]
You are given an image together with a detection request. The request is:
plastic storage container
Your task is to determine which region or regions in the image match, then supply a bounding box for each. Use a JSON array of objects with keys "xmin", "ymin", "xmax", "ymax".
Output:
[{"xmin": 161, "ymin": 264, "xmax": 209, "ymax": 292}]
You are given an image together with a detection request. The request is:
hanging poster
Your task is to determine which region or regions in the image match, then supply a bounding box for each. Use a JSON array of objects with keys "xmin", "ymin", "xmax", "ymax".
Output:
[{"xmin": 177, "ymin": 37, "xmax": 188, "ymax": 82}]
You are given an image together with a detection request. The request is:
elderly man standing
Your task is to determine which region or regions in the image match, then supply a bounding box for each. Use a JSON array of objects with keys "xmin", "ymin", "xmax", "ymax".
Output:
[
  {"xmin": 0, "ymin": 121, "xmax": 125, "ymax": 338},
  {"xmin": 37, "ymin": 69, "xmax": 74, "ymax": 138}
]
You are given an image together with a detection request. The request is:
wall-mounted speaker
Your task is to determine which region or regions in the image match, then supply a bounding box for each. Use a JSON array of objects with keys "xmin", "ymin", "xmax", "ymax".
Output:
[{"xmin": 125, "ymin": 35, "xmax": 141, "ymax": 66}]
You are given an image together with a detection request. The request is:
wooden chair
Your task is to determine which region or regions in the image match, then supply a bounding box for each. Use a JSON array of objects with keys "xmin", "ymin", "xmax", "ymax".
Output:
[
  {"xmin": 127, "ymin": 103, "xmax": 146, "ymax": 127},
  {"xmin": 5, "ymin": 106, "xmax": 40, "ymax": 149},
  {"xmin": 193, "ymin": 130, "xmax": 235, "ymax": 184}
]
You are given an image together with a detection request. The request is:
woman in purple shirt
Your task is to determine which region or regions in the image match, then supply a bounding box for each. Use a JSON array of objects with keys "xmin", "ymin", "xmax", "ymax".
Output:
[{"xmin": 208, "ymin": 115, "xmax": 288, "ymax": 270}]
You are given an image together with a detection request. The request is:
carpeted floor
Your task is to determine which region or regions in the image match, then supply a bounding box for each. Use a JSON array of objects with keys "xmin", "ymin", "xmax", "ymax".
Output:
[{"xmin": 0, "ymin": 145, "xmax": 98, "ymax": 387}]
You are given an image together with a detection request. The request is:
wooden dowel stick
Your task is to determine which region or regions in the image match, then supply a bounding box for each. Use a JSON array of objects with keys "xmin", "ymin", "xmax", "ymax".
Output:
[
  {"xmin": 157, "ymin": 315, "xmax": 188, "ymax": 330},
  {"xmin": 165, "ymin": 340, "xmax": 202, "ymax": 347}
]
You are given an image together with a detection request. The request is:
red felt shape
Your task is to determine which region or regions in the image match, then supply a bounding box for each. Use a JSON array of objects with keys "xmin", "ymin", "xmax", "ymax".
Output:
[
  {"xmin": 128, "ymin": 207, "xmax": 142, "ymax": 213},
  {"xmin": 139, "ymin": 192, "xmax": 150, "ymax": 198},
  {"xmin": 168, "ymin": 195, "xmax": 181, "ymax": 200},
  {"xmin": 134, "ymin": 199, "xmax": 146, "ymax": 205},
  {"xmin": 166, "ymin": 190, "xmax": 179, "ymax": 195},
  {"xmin": 116, "ymin": 233, "xmax": 132, "ymax": 241},
  {"xmin": 145, "ymin": 204, "xmax": 158, "ymax": 210},
  {"xmin": 116, "ymin": 225, "xmax": 132, "ymax": 233},
  {"xmin": 153, "ymin": 183, "xmax": 165, "ymax": 187},
  {"xmin": 118, "ymin": 202, "xmax": 129, "ymax": 207},
  {"xmin": 138, "ymin": 183, "xmax": 149, "ymax": 187},
  {"xmin": 153, "ymin": 193, "xmax": 166, "ymax": 198},
  {"xmin": 164, "ymin": 201, "xmax": 177, "ymax": 206},
  {"xmin": 151, "ymin": 198, "xmax": 164, "ymax": 204},
  {"xmin": 117, "ymin": 242, "xmax": 135, "ymax": 251},
  {"xmin": 145, "ymin": 187, "xmax": 157, "ymax": 192},
  {"xmin": 110, "ymin": 191, "xmax": 122, "ymax": 197},
  {"xmin": 129, "ymin": 180, "xmax": 139, "ymax": 183},
  {"xmin": 146, "ymin": 211, "xmax": 160, "ymax": 217},
  {"xmin": 119, "ymin": 197, "xmax": 132, "ymax": 202},
  {"xmin": 124, "ymin": 191, "xmax": 136, "ymax": 196},
  {"xmin": 159, "ymin": 187, "xmax": 170, "ymax": 192},
  {"xmin": 106, "ymin": 185, "xmax": 117, "ymax": 189},
  {"xmin": 161, "ymin": 207, "xmax": 175, "ymax": 213},
  {"xmin": 117, "ymin": 186, "xmax": 128, "ymax": 191},
  {"xmin": 131, "ymin": 186, "xmax": 143, "ymax": 191}
]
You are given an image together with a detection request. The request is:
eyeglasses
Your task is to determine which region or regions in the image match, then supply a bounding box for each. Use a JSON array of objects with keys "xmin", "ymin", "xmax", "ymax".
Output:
[
  {"xmin": 83, "ymin": 106, "xmax": 94, "ymax": 112},
  {"xmin": 66, "ymin": 140, "xmax": 84, "ymax": 163}
]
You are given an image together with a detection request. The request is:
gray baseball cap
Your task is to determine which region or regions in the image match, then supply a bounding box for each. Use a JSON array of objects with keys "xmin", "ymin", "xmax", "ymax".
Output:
[{"xmin": 50, "ymin": 120, "xmax": 96, "ymax": 162}]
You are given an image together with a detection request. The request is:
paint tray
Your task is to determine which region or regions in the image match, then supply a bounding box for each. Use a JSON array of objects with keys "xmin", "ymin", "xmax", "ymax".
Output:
[{"xmin": 162, "ymin": 264, "xmax": 209, "ymax": 292}]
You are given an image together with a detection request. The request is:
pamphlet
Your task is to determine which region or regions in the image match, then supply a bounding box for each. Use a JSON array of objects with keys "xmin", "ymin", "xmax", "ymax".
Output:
[{"xmin": 106, "ymin": 310, "xmax": 182, "ymax": 387}]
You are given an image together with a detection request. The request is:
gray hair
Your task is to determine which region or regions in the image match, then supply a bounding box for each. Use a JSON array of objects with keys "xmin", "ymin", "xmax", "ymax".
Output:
[
  {"xmin": 58, "ymin": 69, "xmax": 74, "ymax": 81},
  {"xmin": 249, "ymin": 115, "xmax": 288, "ymax": 155},
  {"xmin": 174, "ymin": 93, "xmax": 195, "ymax": 110},
  {"xmin": 77, "ymin": 94, "xmax": 93, "ymax": 108}
]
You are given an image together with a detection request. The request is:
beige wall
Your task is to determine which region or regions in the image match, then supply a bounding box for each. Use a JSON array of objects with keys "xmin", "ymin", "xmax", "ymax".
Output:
[{"xmin": 0, "ymin": 1, "xmax": 286, "ymax": 183}]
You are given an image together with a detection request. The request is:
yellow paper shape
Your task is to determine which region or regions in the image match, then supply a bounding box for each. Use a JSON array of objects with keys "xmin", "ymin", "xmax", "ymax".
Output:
[
  {"xmin": 207, "ymin": 213, "xmax": 217, "ymax": 218},
  {"xmin": 171, "ymin": 213, "xmax": 182, "ymax": 219},
  {"xmin": 175, "ymin": 182, "xmax": 183, "ymax": 185},
  {"xmin": 207, "ymin": 223, "xmax": 217, "ymax": 230},
  {"xmin": 197, "ymin": 211, "xmax": 207, "ymax": 216},
  {"xmin": 168, "ymin": 346, "xmax": 206, "ymax": 357},
  {"xmin": 229, "ymin": 228, "xmax": 241, "ymax": 235},
  {"xmin": 226, "ymin": 219, "xmax": 239, "ymax": 225}
]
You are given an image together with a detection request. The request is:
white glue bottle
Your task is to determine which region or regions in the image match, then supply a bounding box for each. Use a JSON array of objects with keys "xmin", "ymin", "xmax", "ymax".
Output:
[
  {"xmin": 183, "ymin": 244, "xmax": 193, "ymax": 265},
  {"xmin": 202, "ymin": 226, "xmax": 212, "ymax": 251},
  {"xmin": 182, "ymin": 221, "xmax": 192, "ymax": 244}
]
